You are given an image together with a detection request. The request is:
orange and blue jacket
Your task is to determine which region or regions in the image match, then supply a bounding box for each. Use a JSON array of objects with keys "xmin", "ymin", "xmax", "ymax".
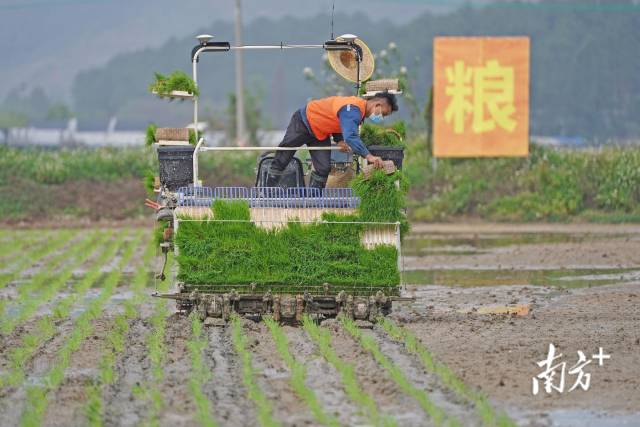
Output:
[{"xmin": 299, "ymin": 96, "xmax": 370, "ymax": 157}]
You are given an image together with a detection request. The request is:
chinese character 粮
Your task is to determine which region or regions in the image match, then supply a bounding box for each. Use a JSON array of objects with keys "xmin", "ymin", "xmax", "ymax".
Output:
[{"xmin": 444, "ymin": 59, "xmax": 517, "ymax": 134}]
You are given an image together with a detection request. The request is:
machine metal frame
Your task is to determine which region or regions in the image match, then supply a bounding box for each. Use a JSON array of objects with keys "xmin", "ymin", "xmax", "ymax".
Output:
[{"xmin": 153, "ymin": 35, "xmax": 413, "ymax": 324}]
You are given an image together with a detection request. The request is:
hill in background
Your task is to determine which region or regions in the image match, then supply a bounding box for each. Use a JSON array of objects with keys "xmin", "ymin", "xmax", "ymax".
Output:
[{"xmin": 3, "ymin": 0, "xmax": 640, "ymax": 139}]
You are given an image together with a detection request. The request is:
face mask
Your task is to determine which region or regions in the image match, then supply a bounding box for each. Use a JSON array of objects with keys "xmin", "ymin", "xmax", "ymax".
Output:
[{"xmin": 368, "ymin": 106, "xmax": 384, "ymax": 124}]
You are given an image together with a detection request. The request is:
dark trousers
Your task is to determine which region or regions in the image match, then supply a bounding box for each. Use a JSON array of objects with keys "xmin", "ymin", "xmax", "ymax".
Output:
[{"xmin": 271, "ymin": 111, "xmax": 331, "ymax": 178}]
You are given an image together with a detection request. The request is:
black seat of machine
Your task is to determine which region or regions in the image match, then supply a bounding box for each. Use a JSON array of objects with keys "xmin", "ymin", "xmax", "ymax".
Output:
[{"xmin": 255, "ymin": 152, "xmax": 305, "ymax": 188}]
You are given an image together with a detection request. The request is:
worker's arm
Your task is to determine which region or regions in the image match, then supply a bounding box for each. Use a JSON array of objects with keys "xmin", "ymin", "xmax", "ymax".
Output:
[
  {"xmin": 337, "ymin": 105, "xmax": 370, "ymax": 157},
  {"xmin": 337, "ymin": 106, "xmax": 384, "ymax": 167}
]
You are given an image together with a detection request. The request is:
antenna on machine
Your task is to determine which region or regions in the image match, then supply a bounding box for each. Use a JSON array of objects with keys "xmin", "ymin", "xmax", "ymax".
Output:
[{"xmin": 330, "ymin": 0, "xmax": 335, "ymax": 39}]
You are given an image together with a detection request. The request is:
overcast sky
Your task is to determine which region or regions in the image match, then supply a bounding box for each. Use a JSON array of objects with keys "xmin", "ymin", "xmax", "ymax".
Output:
[
  {"xmin": 0, "ymin": 0, "xmax": 511, "ymax": 98},
  {"xmin": 4, "ymin": 0, "xmax": 636, "ymax": 101}
]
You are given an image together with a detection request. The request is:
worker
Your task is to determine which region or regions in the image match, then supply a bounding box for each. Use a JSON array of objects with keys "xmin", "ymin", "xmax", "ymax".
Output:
[{"xmin": 265, "ymin": 92, "xmax": 399, "ymax": 189}]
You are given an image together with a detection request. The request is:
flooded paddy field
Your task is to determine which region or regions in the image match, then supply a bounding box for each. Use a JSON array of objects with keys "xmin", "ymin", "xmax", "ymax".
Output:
[{"xmin": 0, "ymin": 223, "xmax": 637, "ymax": 426}]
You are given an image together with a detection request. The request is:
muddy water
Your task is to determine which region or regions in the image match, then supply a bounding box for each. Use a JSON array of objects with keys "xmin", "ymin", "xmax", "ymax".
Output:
[
  {"xmin": 404, "ymin": 267, "xmax": 640, "ymax": 288},
  {"xmin": 403, "ymin": 232, "xmax": 623, "ymax": 256},
  {"xmin": 393, "ymin": 224, "xmax": 640, "ymax": 427},
  {"xmin": 402, "ymin": 227, "xmax": 640, "ymax": 289}
]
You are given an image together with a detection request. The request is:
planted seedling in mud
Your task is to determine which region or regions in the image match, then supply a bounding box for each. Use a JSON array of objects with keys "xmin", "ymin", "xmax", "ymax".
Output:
[
  {"xmin": 85, "ymin": 313, "xmax": 131, "ymax": 427},
  {"xmin": 0, "ymin": 231, "xmax": 50, "ymax": 265},
  {"xmin": 0, "ymin": 232, "xmax": 125, "ymax": 388},
  {"xmin": 0, "ymin": 230, "xmax": 76, "ymax": 319},
  {"xmin": 378, "ymin": 319, "xmax": 517, "ymax": 427},
  {"xmin": 302, "ymin": 316, "xmax": 396, "ymax": 427},
  {"xmin": 1, "ymin": 230, "xmax": 108, "ymax": 335},
  {"xmin": 122, "ymin": 243, "xmax": 169, "ymax": 425},
  {"xmin": 341, "ymin": 316, "xmax": 461, "ymax": 427},
  {"xmin": 0, "ymin": 230, "xmax": 77, "ymax": 292},
  {"xmin": 231, "ymin": 315, "xmax": 280, "ymax": 427},
  {"xmin": 185, "ymin": 311, "xmax": 219, "ymax": 427},
  {"xmin": 19, "ymin": 231, "xmax": 143, "ymax": 427},
  {"xmin": 85, "ymin": 237, "xmax": 156, "ymax": 426},
  {"xmin": 264, "ymin": 317, "xmax": 340, "ymax": 427}
]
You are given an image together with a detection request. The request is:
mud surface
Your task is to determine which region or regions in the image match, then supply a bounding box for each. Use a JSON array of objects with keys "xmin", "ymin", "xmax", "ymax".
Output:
[
  {"xmin": 327, "ymin": 319, "xmax": 428, "ymax": 425},
  {"xmin": 202, "ymin": 326, "xmax": 257, "ymax": 427},
  {"xmin": 396, "ymin": 223, "xmax": 640, "ymax": 427},
  {"xmin": 285, "ymin": 326, "xmax": 365, "ymax": 426},
  {"xmin": 243, "ymin": 320, "xmax": 316, "ymax": 426},
  {"xmin": 0, "ymin": 223, "xmax": 638, "ymax": 427}
]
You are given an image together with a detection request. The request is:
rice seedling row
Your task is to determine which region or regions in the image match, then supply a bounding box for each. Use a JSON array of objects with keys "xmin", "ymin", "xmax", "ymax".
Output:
[
  {"xmin": 0, "ymin": 231, "xmax": 124, "ymax": 388},
  {"xmin": 136, "ymin": 250, "xmax": 172, "ymax": 427},
  {"xmin": 340, "ymin": 317, "xmax": 462, "ymax": 427},
  {"xmin": 301, "ymin": 316, "xmax": 396, "ymax": 427},
  {"xmin": 263, "ymin": 317, "xmax": 340, "ymax": 427},
  {"xmin": 2, "ymin": 230, "xmax": 97, "ymax": 307},
  {"xmin": 84, "ymin": 235, "xmax": 156, "ymax": 426},
  {"xmin": 1, "ymin": 230, "xmax": 108, "ymax": 335},
  {"xmin": 0, "ymin": 232, "xmax": 51, "ymax": 267},
  {"xmin": 0, "ymin": 229, "xmax": 77, "ymax": 292},
  {"xmin": 230, "ymin": 315, "xmax": 280, "ymax": 427},
  {"xmin": 186, "ymin": 311, "xmax": 219, "ymax": 427},
  {"xmin": 378, "ymin": 319, "xmax": 517, "ymax": 427},
  {"xmin": 51, "ymin": 232, "xmax": 129, "ymax": 320},
  {"xmin": 0, "ymin": 229, "xmax": 91, "ymax": 326},
  {"xmin": 19, "ymin": 230, "xmax": 143, "ymax": 427}
]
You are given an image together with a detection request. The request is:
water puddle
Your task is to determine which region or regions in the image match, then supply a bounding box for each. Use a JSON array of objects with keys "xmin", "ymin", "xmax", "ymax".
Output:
[
  {"xmin": 403, "ymin": 268, "xmax": 639, "ymax": 288},
  {"xmin": 402, "ymin": 232, "xmax": 627, "ymax": 256},
  {"xmin": 513, "ymin": 409, "xmax": 640, "ymax": 427}
]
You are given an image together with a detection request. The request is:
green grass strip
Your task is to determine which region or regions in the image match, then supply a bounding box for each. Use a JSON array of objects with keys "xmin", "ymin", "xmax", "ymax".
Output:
[
  {"xmin": 85, "ymin": 234, "xmax": 156, "ymax": 426},
  {"xmin": 19, "ymin": 229, "xmax": 144, "ymax": 427},
  {"xmin": 1, "ymin": 230, "xmax": 108, "ymax": 335},
  {"xmin": 230, "ymin": 314, "xmax": 280, "ymax": 427},
  {"xmin": 0, "ymin": 229, "xmax": 77, "ymax": 291},
  {"xmin": 341, "ymin": 317, "xmax": 461, "ymax": 427},
  {"xmin": 0, "ymin": 231, "xmax": 125, "ymax": 388},
  {"xmin": 263, "ymin": 317, "xmax": 340, "ymax": 427},
  {"xmin": 378, "ymin": 319, "xmax": 517, "ymax": 427},
  {"xmin": 301, "ymin": 315, "xmax": 396, "ymax": 427},
  {"xmin": 185, "ymin": 312, "xmax": 219, "ymax": 427}
]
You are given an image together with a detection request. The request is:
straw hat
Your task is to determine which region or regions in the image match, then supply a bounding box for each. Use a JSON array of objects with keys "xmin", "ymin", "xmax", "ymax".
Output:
[{"xmin": 328, "ymin": 37, "xmax": 375, "ymax": 83}]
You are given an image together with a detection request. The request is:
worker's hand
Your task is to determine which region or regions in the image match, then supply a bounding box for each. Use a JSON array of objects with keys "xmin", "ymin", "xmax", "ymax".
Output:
[
  {"xmin": 337, "ymin": 140, "xmax": 351, "ymax": 153},
  {"xmin": 366, "ymin": 154, "xmax": 384, "ymax": 169}
]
